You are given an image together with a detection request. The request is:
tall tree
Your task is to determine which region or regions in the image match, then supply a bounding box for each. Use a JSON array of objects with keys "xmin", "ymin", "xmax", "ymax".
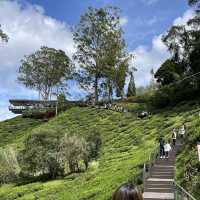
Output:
[
  {"xmin": 73, "ymin": 6, "xmax": 123, "ymax": 103},
  {"xmin": 188, "ymin": 0, "xmax": 200, "ymax": 6},
  {"xmin": 127, "ymin": 72, "xmax": 136, "ymax": 97},
  {"xmin": 101, "ymin": 28, "xmax": 130, "ymax": 100},
  {"xmin": 18, "ymin": 46, "xmax": 73, "ymax": 100},
  {"xmin": 115, "ymin": 57, "xmax": 129, "ymax": 98},
  {"xmin": 149, "ymin": 68, "xmax": 156, "ymax": 90},
  {"xmin": 0, "ymin": 25, "xmax": 8, "ymax": 43},
  {"xmin": 162, "ymin": 25, "xmax": 190, "ymax": 66},
  {"xmin": 155, "ymin": 59, "xmax": 185, "ymax": 86}
]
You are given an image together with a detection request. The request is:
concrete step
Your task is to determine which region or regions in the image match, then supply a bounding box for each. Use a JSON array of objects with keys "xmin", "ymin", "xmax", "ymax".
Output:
[
  {"xmin": 151, "ymin": 170, "xmax": 174, "ymax": 174},
  {"xmin": 153, "ymin": 164, "xmax": 174, "ymax": 168},
  {"xmin": 145, "ymin": 188, "xmax": 174, "ymax": 193},
  {"xmin": 151, "ymin": 172, "xmax": 174, "ymax": 176},
  {"xmin": 151, "ymin": 171, "xmax": 174, "ymax": 174},
  {"xmin": 145, "ymin": 184, "xmax": 173, "ymax": 189},
  {"xmin": 151, "ymin": 171, "xmax": 174, "ymax": 175},
  {"xmin": 155, "ymin": 161, "xmax": 175, "ymax": 165},
  {"xmin": 151, "ymin": 172, "xmax": 173, "ymax": 175},
  {"xmin": 143, "ymin": 192, "xmax": 174, "ymax": 199},
  {"xmin": 156, "ymin": 158, "xmax": 175, "ymax": 161},
  {"xmin": 151, "ymin": 175, "xmax": 174, "ymax": 179},
  {"xmin": 151, "ymin": 167, "xmax": 174, "ymax": 172},
  {"xmin": 147, "ymin": 178, "xmax": 174, "ymax": 183},
  {"xmin": 152, "ymin": 170, "xmax": 174, "ymax": 173}
]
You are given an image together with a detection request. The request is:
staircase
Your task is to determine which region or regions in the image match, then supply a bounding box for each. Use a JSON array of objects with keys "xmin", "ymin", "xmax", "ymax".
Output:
[
  {"xmin": 143, "ymin": 148, "xmax": 176, "ymax": 200},
  {"xmin": 143, "ymin": 141, "xmax": 196, "ymax": 200}
]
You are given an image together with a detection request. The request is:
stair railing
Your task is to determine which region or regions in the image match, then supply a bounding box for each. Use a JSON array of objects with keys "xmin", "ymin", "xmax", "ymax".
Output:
[
  {"xmin": 174, "ymin": 182, "xmax": 197, "ymax": 200},
  {"xmin": 143, "ymin": 145, "xmax": 159, "ymax": 188}
]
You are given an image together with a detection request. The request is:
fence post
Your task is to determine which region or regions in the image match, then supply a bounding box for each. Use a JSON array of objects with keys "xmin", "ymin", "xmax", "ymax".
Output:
[{"xmin": 143, "ymin": 163, "xmax": 146, "ymax": 189}]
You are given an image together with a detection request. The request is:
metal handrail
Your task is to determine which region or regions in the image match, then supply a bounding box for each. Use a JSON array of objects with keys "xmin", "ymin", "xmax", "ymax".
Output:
[
  {"xmin": 143, "ymin": 145, "xmax": 159, "ymax": 188},
  {"xmin": 174, "ymin": 182, "xmax": 197, "ymax": 200}
]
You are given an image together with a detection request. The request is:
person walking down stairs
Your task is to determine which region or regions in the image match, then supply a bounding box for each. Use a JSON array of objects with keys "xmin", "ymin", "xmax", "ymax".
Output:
[
  {"xmin": 179, "ymin": 123, "xmax": 186, "ymax": 141},
  {"xmin": 159, "ymin": 137, "xmax": 165, "ymax": 159},
  {"xmin": 172, "ymin": 128, "xmax": 177, "ymax": 147},
  {"xmin": 164, "ymin": 140, "xmax": 172, "ymax": 159}
]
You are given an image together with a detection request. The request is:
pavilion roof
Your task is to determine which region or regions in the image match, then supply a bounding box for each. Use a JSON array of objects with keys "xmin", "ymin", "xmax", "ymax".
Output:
[{"xmin": 9, "ymin": 99, "xmax": 57, "ymax": 106}]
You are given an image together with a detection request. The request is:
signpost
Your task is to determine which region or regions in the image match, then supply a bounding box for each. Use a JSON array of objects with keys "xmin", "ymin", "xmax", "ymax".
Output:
[{"xmin": 197, "ymin": 142, "xmax": 200, "ymax": 162}]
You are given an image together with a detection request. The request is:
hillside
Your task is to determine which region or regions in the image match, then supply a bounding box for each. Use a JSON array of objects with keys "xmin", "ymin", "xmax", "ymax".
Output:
[
  {"xmin": 0, "ymin": 104, "xmax": 199, "ymax": 200},
  {"xmin": 0, "ymin": 117, "xmax": 44, "ymax": 148}
]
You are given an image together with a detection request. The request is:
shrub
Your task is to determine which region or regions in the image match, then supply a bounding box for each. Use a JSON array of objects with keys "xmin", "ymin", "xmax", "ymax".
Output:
[
  {"xmin": 151, "ymin": 88, "xmax": 171, "ymax": 108},
  {"xmin": 0, "ymin": 147, "xmax": 19, "ymax": 184},
  {"xmin": 59, "ymin": 134, "xmax": 89, "ymax": 172},
  {"xmin": 18, "ymin": 128, "xmax": 64, "ymax": 179},
  {"xmin": 87, "ymin": 129, "xmax": 102, "ymax": 160}
]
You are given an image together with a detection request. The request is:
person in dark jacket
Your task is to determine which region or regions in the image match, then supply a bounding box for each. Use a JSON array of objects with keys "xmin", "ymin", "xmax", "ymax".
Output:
[{"xmin": 159, "ymin": 137, "xmax": 165, "ymax": 158}]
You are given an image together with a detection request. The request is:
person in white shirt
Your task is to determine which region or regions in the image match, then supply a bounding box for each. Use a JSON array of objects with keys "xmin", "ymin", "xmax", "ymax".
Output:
[
  {"xmin": 172, "ymin": 128, "xmax": 177, "ymax": 146},
  {"xmin": 179, "ymin": 123, "xmax": 186, "ymax": 139},
  {"xmin": 164, "ymin": 140, "xmax": 172, "ymax": 158}
]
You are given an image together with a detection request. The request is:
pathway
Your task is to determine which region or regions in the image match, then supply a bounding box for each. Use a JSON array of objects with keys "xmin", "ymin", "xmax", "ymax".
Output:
[{"xmin": 143, "ymin": 144, "xmax": 181, "ymax": 200}]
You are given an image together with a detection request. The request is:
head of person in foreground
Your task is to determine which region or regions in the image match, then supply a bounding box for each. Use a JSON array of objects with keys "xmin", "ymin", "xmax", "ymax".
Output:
[{"xmin": 112, "ymin": 182, "xmax": 143, "ymax": 200}]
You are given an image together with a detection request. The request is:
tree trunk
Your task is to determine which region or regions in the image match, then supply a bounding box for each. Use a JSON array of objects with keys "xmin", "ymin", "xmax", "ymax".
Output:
[
  {"xmin": 94, "ymin": 75, "xmax": 98, "ymax": 104},
  {"xmin": 108, "ymin": 80, "xmax": 113, "ymax": 103}
]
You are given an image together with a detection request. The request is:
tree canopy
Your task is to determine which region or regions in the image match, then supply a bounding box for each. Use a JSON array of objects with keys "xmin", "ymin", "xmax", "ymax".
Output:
[
  {"xmin": 0, "ymin": 25, "xmax": 8, "ymax": 43},
  {"xmin": 18, "ymin": 46, "xmax": 73, "ymax": 100},
  {"xmin": 73, "ymin": 6, "xmax": 130, "ymax": 103},
  {"xmin": 152, "ymin": 0, "xmax": 200, "ymax": 107},
  {"xmin": 155, "ymin": 59, "xmax": 184, "ymax": 86},
  {"xmin": 188, "ymin": 0, "xmax": 200, "ymax": 6},
  {"xmin": 18, "ymin": 128, "xmax": 63, "ymax": 178},
  {"xmin": 127, "ymin": 72, "xmax": 136, "ymax": 97}
]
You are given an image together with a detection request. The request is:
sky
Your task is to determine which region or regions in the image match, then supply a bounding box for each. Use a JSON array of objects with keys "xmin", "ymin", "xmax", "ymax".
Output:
[{"xmin": 0, "ymin": 0, "xmax": 195, "ymax": 121}]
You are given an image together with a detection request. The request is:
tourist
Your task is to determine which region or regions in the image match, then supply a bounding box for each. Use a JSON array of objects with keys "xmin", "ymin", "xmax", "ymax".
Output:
[
  {"xmin": 112, "ymin": 182, "xmax": 143, "ymax": 200},
  {"xmin": 172, "ymin": 128, "xmax": 177, "ymax": 147},
  {"xmin": 159, "ymin": 137, "xmax": 165, "ymax": 158},
  {"xmin": 179, "ymin": 123, "xmax": 186, "ymax": 139},
  {"xmin": 164, "ymin": 140, "xmax": 172, "ymax": 159}
]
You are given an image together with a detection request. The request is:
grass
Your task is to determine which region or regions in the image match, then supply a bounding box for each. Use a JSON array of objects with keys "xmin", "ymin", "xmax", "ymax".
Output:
[
  {"xmin": 0, "ymin": 104, "xmax": 199, "ymax": 199},
  {"xmin": 0, "ymin": 116, "xmax": 44, "ymax": 148}
]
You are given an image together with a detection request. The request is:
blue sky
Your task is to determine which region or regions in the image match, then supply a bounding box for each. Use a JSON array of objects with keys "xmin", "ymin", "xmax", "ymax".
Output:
[
  {"xmin": 0, "ymin": 0, "xmax": 194, "ymax": 121},
  {"xmin": 26, "ymin": 0, "xmax": 189, "ymax": 49}
]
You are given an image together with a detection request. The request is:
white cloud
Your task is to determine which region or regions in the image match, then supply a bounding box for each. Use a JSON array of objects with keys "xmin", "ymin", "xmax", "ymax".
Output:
[
  {"xmin": 120, "ymin": 16, "xmax": 128, "ymax": 26},
  {"xmin": 0, "ymin": 1, "xmax": 75, "ymax": 121},
  {"xmin": 133, "ymin": 9, "xmax": 195, "ymax": 87},
  {"xmin": 133, "ymin": 35, "xmax": 170, "ymax": 86},
  {"xmin": 173, "ymin": 9, "xmax": 195, "ymax": 26}
]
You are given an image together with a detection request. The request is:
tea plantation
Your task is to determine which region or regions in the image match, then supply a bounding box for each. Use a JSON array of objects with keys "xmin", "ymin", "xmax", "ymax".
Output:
[{"xmin": 0, "ymin": 104, "xmax": 199, "ymax": 199}]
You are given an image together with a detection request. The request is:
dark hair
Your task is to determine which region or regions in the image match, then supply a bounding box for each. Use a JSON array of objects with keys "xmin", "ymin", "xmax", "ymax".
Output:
[{"xmin": 112, "ymin": 182, "xmax": 143, "ymax": 200}]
